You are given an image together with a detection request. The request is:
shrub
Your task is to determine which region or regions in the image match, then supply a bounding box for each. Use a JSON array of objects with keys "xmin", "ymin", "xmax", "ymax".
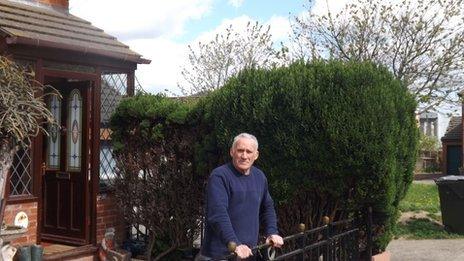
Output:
[
  {"xmin": 110, "ymin": 94, "xmax": 205, "ymax": 260},
  {"xmin": 193, "ymin": 60, "xmax": 418, "ymax": 252},
  {"xmin": 0, "ymin": 56, "xmax": 55, "ymax": 225}
]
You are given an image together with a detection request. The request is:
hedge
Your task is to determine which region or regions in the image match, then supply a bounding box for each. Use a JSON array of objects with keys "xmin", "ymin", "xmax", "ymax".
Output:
[
  {"xmin": 193, "ymin": 60, "xmax": 418, "ymax": 251},
  {"xmin": 111, "ymin": 60, "xmax": 418, "ymax": 255}
]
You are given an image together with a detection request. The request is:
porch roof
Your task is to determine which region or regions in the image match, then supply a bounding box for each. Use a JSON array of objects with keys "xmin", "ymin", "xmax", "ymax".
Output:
[
  {"xmin": 0, "ymin": 0, "xmax": 150, "ymax": 64},
  {"xmin": 442, "ymin": 116, "xmax": 462, "ymax": 142}
]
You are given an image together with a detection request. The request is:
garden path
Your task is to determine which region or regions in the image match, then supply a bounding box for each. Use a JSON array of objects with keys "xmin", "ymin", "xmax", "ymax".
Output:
[{"xmin": 387, "ymin": 238, "xmax": 464, "ymax": 261}]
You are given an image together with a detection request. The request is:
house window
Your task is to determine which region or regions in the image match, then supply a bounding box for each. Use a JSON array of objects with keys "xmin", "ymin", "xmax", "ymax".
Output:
[
  {"xmin": 99, "ymin": 72, "xmax": 128, "ymax": 188},
  {"xmin": 10, "ymin": 147, "xmax": 33, "ymax": 196},
  {"xmin": 46, "ymin": 95, "xmax": 62, "ymax": 169},
  {"xmin": 9, "ymin": 58, "xmax": 35, "ymax": 197},
  {"xmin": 67, "ymin": 89, "xmax": 83, "ymax": 172}
]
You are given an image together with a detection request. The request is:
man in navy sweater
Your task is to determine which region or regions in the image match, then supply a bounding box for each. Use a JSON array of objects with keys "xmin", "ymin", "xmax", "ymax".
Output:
[{"xmin": 198, "ymin": 133, "xmax": 283, "ymax": 260}]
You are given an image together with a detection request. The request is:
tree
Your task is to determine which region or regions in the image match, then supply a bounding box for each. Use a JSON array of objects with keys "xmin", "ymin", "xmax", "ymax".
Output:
[
  {"xmin": 419, "ymin": 133, "xmax": 440, "ymax": 152},
  {"xmin": 179, "ymin": 21, "xmax": 284, "ymax": 95},
  {"xmin": 291, "ymin": 0, "xmax": 464, "ymax": 113},
  {"xmin": 0, "ymin": 56, "xmax": 55, "ymax": 224}
]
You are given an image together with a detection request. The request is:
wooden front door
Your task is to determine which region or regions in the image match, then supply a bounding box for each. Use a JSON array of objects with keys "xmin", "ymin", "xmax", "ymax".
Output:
[{"xmin": 42, "ymin": 81, "xmax": 91, "ymax": 245}]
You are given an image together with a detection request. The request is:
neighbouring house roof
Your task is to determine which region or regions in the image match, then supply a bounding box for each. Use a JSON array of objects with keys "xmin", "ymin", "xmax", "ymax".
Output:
[
  {"xmin": 419, "ymin": 112, "xmax": 438, "ymax": 119},
  {"xmin": 442, "ymin": 116, "xmax": 462, "ymax": 141},
  {"xmin": 0, "ymin": 0, "xmax": 150, "ymax": 64}
]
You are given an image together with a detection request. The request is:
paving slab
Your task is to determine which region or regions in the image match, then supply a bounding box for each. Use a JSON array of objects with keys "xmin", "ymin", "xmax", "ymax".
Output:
[{"xmin": 387, "ymin": 239, "xmax": 464, "ymax": 261}]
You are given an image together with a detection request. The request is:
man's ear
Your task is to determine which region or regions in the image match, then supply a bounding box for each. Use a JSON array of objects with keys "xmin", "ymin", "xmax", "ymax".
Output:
[
  {"xmin": 254, "ymin": 150, "xmax": 259, "ymax": 160},
  {"xmin": 230, "ymin": 148, "xmax": 234, "ymax": 158}
]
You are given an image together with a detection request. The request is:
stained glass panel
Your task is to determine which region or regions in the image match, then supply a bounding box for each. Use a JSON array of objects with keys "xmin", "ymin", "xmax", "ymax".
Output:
[
  {"xmin": 67, "ymin": 89, "xmax": 82, "ymax": 171},
  {"xmin": 46, "ymin": 95, "xmax": 61, "ymax": 169}
]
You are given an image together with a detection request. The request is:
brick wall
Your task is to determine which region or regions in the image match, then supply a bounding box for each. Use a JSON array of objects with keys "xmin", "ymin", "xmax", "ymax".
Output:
[
  {"xmin": 3, "ymin": 195, "xmax": 126, "ymax": 246},
  {"xmin": 96, "ymin": 193, "xmax": 125, "ymax": 245},
  {"xmin": 3, "ymin": 202, "xmax": 38, "ymax": 246}
]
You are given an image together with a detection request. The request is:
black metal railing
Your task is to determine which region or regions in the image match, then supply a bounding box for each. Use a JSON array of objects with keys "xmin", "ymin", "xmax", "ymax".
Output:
[{"xmin": 216, "ymin": 208, "xmax": 373, "ymax": 261}]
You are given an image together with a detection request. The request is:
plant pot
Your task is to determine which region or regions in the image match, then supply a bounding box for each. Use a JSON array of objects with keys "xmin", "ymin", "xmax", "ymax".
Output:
[{"xmin": 372, "ymin": 251, "xmax": 390, "ymax": 261}]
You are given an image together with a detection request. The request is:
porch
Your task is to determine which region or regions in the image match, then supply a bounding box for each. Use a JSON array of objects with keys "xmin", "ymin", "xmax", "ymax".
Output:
[{"xmin": 0, "ymin": 0, "xmax": 149, "ymax": 257}]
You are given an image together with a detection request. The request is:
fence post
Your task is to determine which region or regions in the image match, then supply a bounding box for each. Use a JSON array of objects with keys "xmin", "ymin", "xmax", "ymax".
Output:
[
  {"xmin": 322, "ymin": 216, "xmax": 330, "ymax": 261},
  {"xmin": 351, "ymin": 217, "xmax": 360, "ymax": 261},
  {"xmin": 296, "ymin": 223, "xmax": 306, "ymax": 261},
  {"xmin": 227, "ymin": 242, "xmax": 236, "ymax": 261},
  {"xmin": 366, "ymin": 206, "xmax": 373, "ymax": 261}
]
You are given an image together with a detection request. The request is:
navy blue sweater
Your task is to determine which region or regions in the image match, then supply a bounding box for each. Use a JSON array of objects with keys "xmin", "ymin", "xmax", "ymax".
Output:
[{"xmin": 201, "ymin": 163, "xmax": 278, "ymax": 258}]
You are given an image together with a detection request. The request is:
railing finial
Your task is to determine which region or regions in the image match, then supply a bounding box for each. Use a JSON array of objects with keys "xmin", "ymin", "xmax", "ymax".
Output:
[
  {"xmin": 323, "ymin": 216, "xmax": 330, "ymax": 225},
  {"xmin": 227, "ymin": 241, "xmax": 237, "ymax": 253},
  {"xmin": 298, "ymin": 223, "xmax": 306, "ymax": 232}
]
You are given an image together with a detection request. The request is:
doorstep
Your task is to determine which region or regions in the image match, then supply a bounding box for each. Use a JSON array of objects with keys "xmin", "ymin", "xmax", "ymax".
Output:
[{"xmin": 42, "ymin": 244, "xmax": 98, "ymax": 260}]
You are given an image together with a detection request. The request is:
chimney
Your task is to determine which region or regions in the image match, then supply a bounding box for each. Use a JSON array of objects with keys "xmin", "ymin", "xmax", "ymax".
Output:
[{"xmin": 37, "ymin": 0, "xmax": 68, "ymax": 11}]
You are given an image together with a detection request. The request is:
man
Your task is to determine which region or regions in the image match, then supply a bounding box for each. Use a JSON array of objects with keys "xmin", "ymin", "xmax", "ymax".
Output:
[{"xmin": 199, "ymin": 133, "xmax": 283, "ymax": 260}]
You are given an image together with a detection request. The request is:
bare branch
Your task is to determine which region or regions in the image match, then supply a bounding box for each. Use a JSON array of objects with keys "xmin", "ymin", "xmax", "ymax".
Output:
[
  {"xmin": 292, "ymin": 0, "xmax": 464, "ymax": 113},
  {"xmin": 178, "ymin": 21, "xmax": 283, "ymax": 95}
]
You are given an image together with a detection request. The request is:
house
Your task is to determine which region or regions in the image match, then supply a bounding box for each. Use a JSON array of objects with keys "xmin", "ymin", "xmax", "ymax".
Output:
[
  {"xmin": 416, "ymin": 112, "xmax": 440, "ymax": 172},
  {"xmin": 441, "ymin": 116, "xmax": 462, "ymax": 175},
  {"xmin": 0, "ymin": 0, "xmax": 149, "ymax": 258},
  {"xmin": 419, "ymin": 112, "xmax": 438, "ymax": 137}
]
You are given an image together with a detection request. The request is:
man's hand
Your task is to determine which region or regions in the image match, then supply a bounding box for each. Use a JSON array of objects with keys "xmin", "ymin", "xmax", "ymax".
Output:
[
  {"xmin": 235, "ymin": 244, "xmax": 253, "ymax": 259},
  {"xmin": 266, "ymin": 234, "xmax": 284, "ymax": 248}
]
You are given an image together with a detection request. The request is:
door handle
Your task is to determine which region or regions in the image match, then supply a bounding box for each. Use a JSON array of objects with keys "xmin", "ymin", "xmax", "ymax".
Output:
[{"xmin": 41, "ymin": 162, "xmax": 47, "ymax": 176}]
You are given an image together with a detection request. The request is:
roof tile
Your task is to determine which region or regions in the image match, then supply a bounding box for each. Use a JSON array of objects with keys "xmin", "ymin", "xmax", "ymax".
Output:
[
  {"xmin": 0, "ymin": 0, "xmax": 149, "ymax": 63},
  {"xmin": 442, "ymin": 116, "xmax": 462, "ymax": 141}
]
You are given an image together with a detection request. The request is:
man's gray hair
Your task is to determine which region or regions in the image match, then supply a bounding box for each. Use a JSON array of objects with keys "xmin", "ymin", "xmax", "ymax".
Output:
[{"xmin": 231, "ymin": 133, "xmax": 259, "ymax": 150}]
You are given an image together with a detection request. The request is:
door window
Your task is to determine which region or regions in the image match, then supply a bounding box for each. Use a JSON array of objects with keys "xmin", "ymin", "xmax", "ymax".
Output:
[
  {"xmin": 46, "ymin": 95, "xmax": 61, "ymax": 170},
  {"xmin": 67, "ymin": 89, "xmax": 82, "ymax": 172}
]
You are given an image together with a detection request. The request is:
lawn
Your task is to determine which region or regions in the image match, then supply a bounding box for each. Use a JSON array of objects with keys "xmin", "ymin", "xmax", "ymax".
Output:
[
  {"xmin": 399, "ymin": 183, "xmax": 440, "ymax": 213},
  {"xmin": 394, "ymin": 182, "xmax": 464, "ymax": 239}
]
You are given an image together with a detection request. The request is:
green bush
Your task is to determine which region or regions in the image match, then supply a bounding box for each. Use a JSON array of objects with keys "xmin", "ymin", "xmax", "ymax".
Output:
[
  {"xmin": 110, "ymin": 94, "xmax": 205, "ymax": 260},
  {"xmin": 193, "ymin": 60, "xmax": 418, "ymax": 252},
  {"xmin": 111, "ymin": 60, "xmax": 418, "ymax": 254}
]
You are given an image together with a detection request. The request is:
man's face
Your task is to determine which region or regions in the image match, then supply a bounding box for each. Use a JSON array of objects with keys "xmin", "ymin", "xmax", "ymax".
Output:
[{"xmin": 230, "ymin": 138, "xmax": 259, "ymax": 174}]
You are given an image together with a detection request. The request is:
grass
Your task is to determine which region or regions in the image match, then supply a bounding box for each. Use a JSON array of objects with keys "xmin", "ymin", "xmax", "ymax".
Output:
[
  {"xmin": 395, "ymin": 182, "xmax": 464, "ymax": 239},
  {"xmin": 395, "ymin": 218, "xmax": 464, "ymax": 239},
  {"xmin": 399, "ymin": 183, "xmax": 440, "ymax": 213}
]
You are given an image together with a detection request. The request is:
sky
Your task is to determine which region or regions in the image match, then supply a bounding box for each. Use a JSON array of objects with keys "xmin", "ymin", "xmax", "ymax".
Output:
[
  {"xmin": 68, "ymin": 0, "xmax": 453, "ymax": 138},
  {"xmin": 69, "ymin": 0, "xmax": 312, "ymax": 95}
]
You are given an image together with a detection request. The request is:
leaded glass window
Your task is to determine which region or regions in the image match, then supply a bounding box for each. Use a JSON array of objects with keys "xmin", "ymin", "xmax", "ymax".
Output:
[
  {"xmin": 10, "ymin": 148, "xmax": 32, "ymax": 196},
  {"xmin": 46, "ymin": 95, "xmax": 61, "ymax": 169},
  {"xmin": 99, "ymin": 73, "xmax": 127, "ymax": 186},
  {"xmin": 67, "ymin": 89, "xmax": 82, "ymax": 172},
  {"xmin": 99, "ymin": 73, "xmax": 144, "ymax": 188},
  {"xmin": 9, "ymin": 58, "xmax": 35, "ymax": 197}
]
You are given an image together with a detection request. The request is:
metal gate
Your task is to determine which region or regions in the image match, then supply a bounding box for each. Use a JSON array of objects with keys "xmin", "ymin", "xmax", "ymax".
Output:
[{"xmin": 217, "ymin": 209, "xmax": 374, "ymax": 261}]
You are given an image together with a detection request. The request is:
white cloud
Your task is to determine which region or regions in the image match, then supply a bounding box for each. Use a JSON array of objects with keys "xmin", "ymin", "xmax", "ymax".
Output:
[
  {"xmin": 68, "ymin": 0, "xmax": 214, "ymax": 95},
  {"xmin": 228, "ymin": 0, "xmax": 244, "ymax": 8},
  {"xmin": 193, "ymin": 15, "xmax": 253, "ymax": 43},
  {"xmin": 310, "ymin": 0, "xmax": 349, "ymax": 15},
  {"xmin": 266, "ymin": 15, "xmax": 291, "ymax": 43},
  {"xmin": 192, "ymin": 15, "xmax": 291, "ymax": 46},
  {"xmin": 127, "ymin": 38, "xmax": 188, "ymax": 94},
  {"xmin": 68, "ymin": 2, "xmax": 295, "ymax": 95},
  {"xmin": 69, "ymin": 0, "xmax": 213, "ymax": 40},
  {"xmin": 151, "ymin": 15, "xmax": 294, "ymax": 94}
]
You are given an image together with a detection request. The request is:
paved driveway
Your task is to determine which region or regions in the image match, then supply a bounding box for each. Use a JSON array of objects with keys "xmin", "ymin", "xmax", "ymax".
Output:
[{"xmin": 387, "ymin": 239, "xmax": 464, "ymax": 261}]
